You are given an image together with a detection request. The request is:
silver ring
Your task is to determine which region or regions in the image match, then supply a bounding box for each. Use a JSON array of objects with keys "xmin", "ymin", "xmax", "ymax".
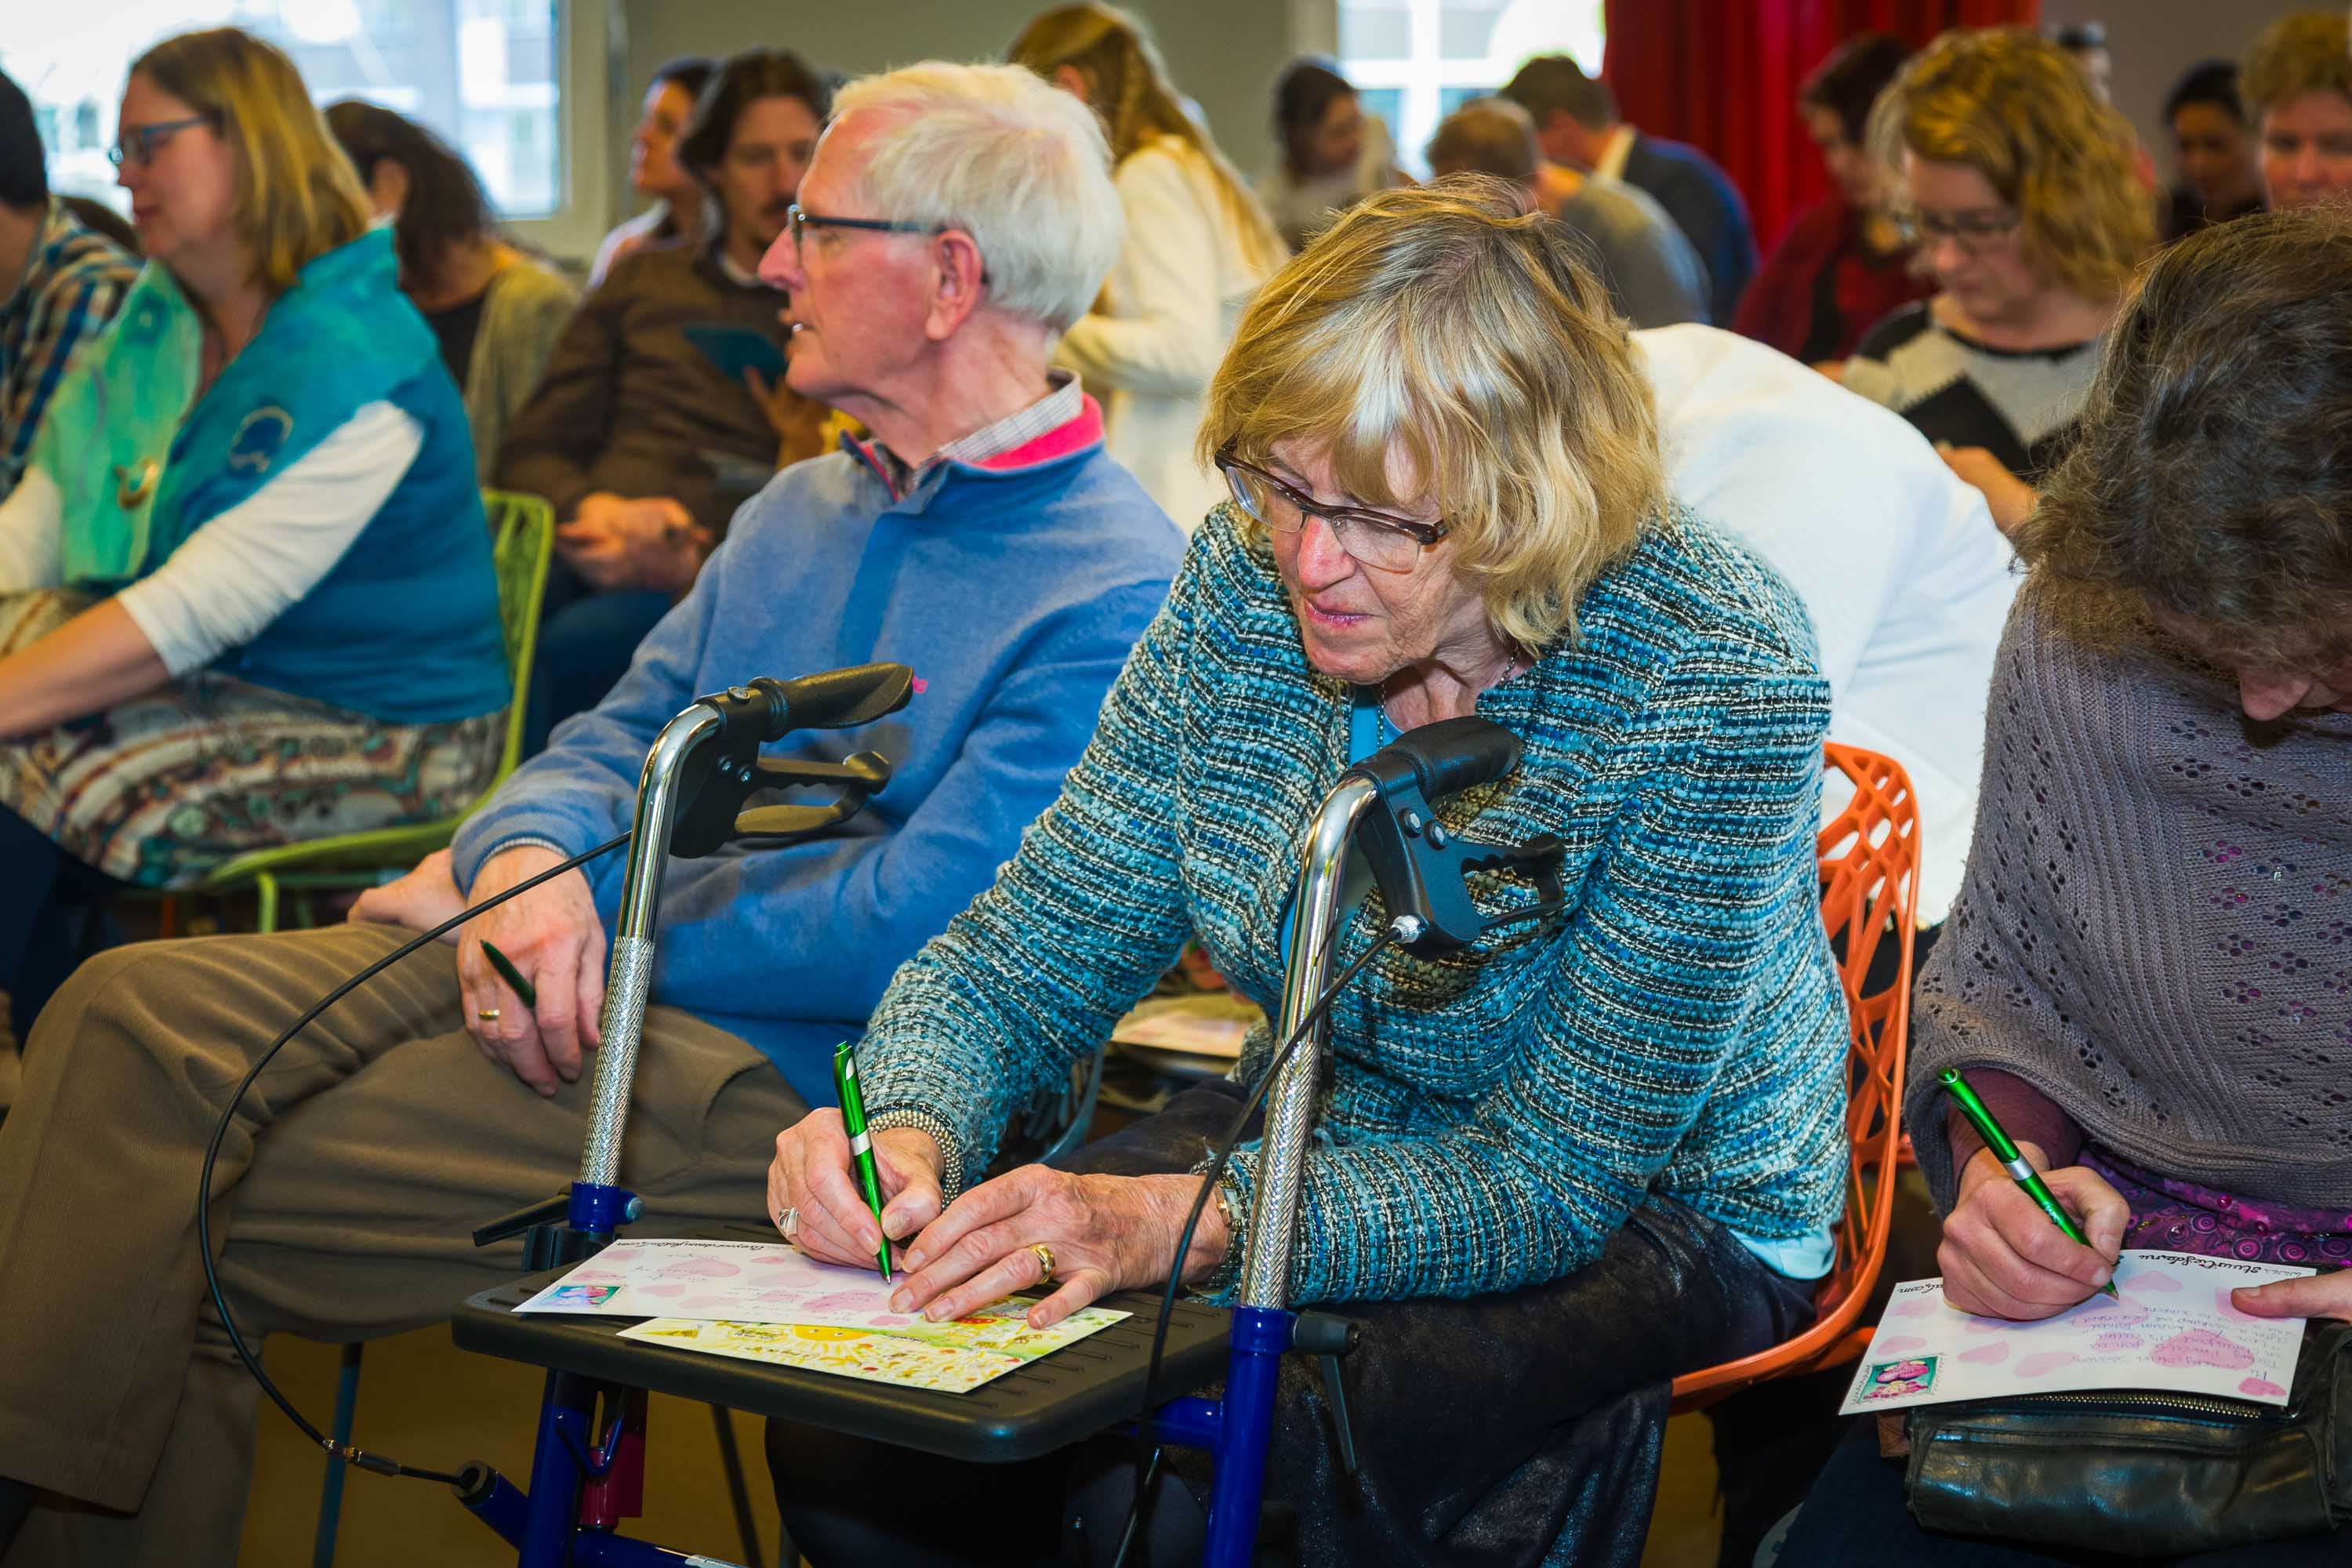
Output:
[{"xmin": 777, "ymin": 1206, "xmax": 800, "ymax": 1243}]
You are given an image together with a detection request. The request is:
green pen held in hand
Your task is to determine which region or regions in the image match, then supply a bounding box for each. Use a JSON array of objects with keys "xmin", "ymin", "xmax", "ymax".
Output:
[
  {"xmin": 833, "ymin": 1040, "xmax": 893, "ymax": 1283},
  {"xmin": 1940, "ymin": 1067, "xmax": 2118, "ymax": 1299},
  {"xmin": 478, "ymin": 939, "xmax": 537, "ymax": 1011}
]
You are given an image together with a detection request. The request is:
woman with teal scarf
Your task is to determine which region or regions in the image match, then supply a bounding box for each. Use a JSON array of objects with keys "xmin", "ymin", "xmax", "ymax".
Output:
[{"xmin": 0, "ymin": 29, "xmax": 508, "ymax": 1046}]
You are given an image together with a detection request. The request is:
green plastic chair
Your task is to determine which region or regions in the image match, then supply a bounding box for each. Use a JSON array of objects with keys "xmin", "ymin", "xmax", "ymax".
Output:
[{"xmin": 195, "ymin": 489, "xmax": 557, "ymax": 932}]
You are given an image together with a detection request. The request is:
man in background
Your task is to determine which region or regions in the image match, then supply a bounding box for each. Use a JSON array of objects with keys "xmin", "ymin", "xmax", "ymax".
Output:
[
  {"xmin": 2243, "ymin": 9, "xmax": 2352, "ymax": 212},
  {"xmin": 1426, "ymin": 96, "xmax": 1708, "ymax": 328},
  {"xmin": 494, "ymin": 45, "xmax": 837, "ymax": 748},
  {"xmin": 1502, "ymin": 53, "xmax": 1757, "ymax": 325},
  {"xmin": 0, "ymin": 68, "xmax": 138, "ymax": 501}
]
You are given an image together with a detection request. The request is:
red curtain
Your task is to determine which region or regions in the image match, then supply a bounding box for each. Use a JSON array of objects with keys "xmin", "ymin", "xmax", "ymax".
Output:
[{"xmin": 1601, "ymin": 0, "xmax": 2041, "ymax": 254}]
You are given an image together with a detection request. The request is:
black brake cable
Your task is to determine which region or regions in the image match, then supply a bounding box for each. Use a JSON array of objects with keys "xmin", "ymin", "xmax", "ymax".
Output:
[{"xmin": 195, "ymin": 831, "xmax": 631, "ymax": 1486}]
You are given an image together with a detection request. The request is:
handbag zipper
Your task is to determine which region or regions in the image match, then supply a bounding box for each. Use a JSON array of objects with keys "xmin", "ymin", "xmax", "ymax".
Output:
[{"xmin": 1984, "ymin": 1390, "xmax": 2291, "ymax": 1422}]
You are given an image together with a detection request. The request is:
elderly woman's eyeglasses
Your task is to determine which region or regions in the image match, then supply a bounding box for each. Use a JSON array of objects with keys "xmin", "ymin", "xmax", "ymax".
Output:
[
  {"xmin": 108, "ymin": 114, "xmax": 218, "ymax": 169},
  {"xmin": 1899, "ymin": 206, "xmax": 2023, "ymax": 256},
  {"xmin": 1214, "ymin": 448, "xmax": 1447, "ymax": 572}
]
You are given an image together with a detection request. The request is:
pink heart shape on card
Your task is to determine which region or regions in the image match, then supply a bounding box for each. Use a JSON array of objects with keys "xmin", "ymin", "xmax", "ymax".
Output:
[
  {"xmin": 1874, "ymin": 1334, "xmax": 1927, "ymax": 1354},
  {"xmin": 2121, "ymin": 1271, "xmax": 2180, "ymax": 1296},
  {"xmin": 1958, "ymin": 1341, "xmax": 2011, "ymax": 1364},
  {"xmin": 1886, "ymin": 1297, "xmax": 1937, "ymax": 1319},
  {"xmin": 643, "ymin": 1284, "xmax": 688, "ymax": 1298},
  {"xmin": 2016, "ymin": 1351, "xmax": 2078, "ymax": 1377},
  {"xmin": 2238, "ymin": 1377, "xmax": 2286, "ymax": 1398},
  {"xmin": 2151, "ymin": 1329, "xmax": 2253, "ymax": 1370}
]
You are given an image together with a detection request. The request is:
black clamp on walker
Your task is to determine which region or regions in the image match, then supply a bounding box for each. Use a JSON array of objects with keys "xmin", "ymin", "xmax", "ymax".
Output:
[{"xmin": 446, "ymin": 688, "xmax": 1563, "ymax": 1568}]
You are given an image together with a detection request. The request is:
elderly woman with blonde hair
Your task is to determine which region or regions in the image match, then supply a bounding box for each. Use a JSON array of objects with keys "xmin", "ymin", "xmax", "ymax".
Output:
[{"xmin": 763, "ymin": 177, "xmax": 1848, "ymax": 1566}]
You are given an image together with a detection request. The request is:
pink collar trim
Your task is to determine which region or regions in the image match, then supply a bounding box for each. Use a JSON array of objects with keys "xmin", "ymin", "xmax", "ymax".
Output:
[{"xmin": 977, "ymin": 394, "xmax": 1105, "ymax": 470}]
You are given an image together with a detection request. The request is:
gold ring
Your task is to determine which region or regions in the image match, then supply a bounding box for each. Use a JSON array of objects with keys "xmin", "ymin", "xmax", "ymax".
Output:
[
  {"xmin": 1029, "ymin": 1242, "xmax": 1055, "ymax": 1284},
  {"xmin": 477, "ymin": 1007, "xmax": 501, "ymax": 1022}
]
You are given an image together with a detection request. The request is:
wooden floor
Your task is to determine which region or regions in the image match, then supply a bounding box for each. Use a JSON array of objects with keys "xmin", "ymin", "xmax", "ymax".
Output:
[{"xmin": 241, "ymin": 1330, "xmax": 1730, "ymax": 1566}]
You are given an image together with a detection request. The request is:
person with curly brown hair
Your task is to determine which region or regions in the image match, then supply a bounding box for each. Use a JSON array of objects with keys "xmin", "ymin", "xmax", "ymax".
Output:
[
  {"xmin": 1781, "ymin": 204, "xmax": 2352, "ymax": 1568},
  {"xmin": 1838, "ymin": 27, "xmax": 2152, "ymax": 535}
]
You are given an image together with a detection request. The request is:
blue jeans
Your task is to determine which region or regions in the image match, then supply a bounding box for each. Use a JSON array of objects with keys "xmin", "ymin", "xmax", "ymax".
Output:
[{"xmin": 524, "ymin": 587, "xmax": 675, "ymax": 756}]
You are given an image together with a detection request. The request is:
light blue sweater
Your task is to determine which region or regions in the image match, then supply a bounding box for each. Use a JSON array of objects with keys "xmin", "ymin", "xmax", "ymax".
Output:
[
  {"xmin": 859, "ymin": 509, "xmax": 1849, "ymax": 1304},
  {"xmin": 450, "ymin": 417, "xmax": 1183, "ymax": 1103}
]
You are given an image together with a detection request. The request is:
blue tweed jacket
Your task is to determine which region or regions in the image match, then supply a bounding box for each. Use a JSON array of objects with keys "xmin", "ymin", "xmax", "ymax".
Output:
[{"xmin": 859, "ymin": 506, "xmax": 1849, "ymax": 1304}]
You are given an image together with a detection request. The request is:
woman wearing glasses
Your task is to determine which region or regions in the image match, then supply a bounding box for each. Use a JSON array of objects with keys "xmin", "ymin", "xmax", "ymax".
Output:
[
  {"xmin": 1837, "ymin": 27, "xmax": 2152, "ymax": 534},
  {"xmin": 764, "ymin": 179, "xmax": 1847, "ymax": 1566},
  {"xmin": 0, "ymin": 27, "xmax": 506, "ymax": 1043}
]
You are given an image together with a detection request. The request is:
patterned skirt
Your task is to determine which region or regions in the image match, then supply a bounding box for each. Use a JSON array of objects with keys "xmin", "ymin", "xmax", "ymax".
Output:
[{"xmin": 0, "ymin": 590, "xmax": 504, "ymax": 889}]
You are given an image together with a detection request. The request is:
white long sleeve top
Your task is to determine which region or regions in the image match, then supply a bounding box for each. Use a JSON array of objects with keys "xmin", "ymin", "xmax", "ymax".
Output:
[
  {"xmin": 0, "ymin": 401, "xmax": 421, "ymax": 677},
  {"xmin": 1637, "ymin": 324, "xmax": 2020, "ymax": 923},
  {"xmin": 1054, "ymin": 136, "xmax": 1277, "ymax": 532}
]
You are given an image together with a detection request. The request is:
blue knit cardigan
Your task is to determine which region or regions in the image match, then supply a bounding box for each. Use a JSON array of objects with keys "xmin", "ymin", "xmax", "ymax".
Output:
[{"xmin": 860, "ymin": 506, "xmax": 1849, "ymax": 1305}]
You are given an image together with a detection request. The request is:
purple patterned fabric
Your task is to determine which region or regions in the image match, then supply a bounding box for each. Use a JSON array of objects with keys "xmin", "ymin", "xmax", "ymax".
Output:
[{"xmin": 2085, "ymin": 1143, "xmax": 2352, "ymax": 1266}]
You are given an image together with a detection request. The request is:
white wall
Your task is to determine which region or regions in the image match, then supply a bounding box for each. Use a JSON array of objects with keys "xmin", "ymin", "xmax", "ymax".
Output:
[{"xmin": 2039, "ymin": 0, "xmax": 2308, "ymax": 178}]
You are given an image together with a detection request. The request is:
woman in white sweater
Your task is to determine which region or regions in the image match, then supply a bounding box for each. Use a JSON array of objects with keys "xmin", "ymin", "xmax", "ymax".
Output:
[{"xmin": 1011, "ymin": 4, "xmax": 1287, "ymax": 530}]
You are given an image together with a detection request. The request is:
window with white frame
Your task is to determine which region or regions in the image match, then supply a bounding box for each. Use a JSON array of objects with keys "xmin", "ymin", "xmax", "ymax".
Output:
[
  {"xmin": 1338, "ymin": 0, "xmax": 1605, "ymax": 176},
  {"xmin": 5, "ymin": 0, "xmax": 610, "ymax": 260}
]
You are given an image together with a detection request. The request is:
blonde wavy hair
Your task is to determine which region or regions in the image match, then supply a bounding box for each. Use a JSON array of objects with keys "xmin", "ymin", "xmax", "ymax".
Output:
[
  {"xmin": 1869, "ymin": 27, "xmax": 2151, "ymax": 301},
  {"xmin": 133, "ymin": 27, "xmax": 372, "ymax": 293},
  {"xmin": 1007, "ymin": 4, "xmax": 1286, "ymax": 276},
  {"xmin": 1198, "ymin": 177, "xmax": 1664, "ymax": 652},
  {"xmin": 2241, "ymin": 10, "xmax": 2352, "ymax": 122}
]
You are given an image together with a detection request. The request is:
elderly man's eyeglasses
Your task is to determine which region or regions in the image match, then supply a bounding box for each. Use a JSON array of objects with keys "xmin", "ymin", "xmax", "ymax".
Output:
[
  {"xmin": 1900, "ymin": 207, "xmax": 2023, "ymax": 256},
  {"xmin": 108, "ymin": 114, "xmax": 218, "ymax": 169},
  {"xmin": 786, "ymin": 204, "xmax": 945, "ymax": 249},
  {"xmin": 1214, "ymin": 448, "xmax": 1447, "ymax": 572}
]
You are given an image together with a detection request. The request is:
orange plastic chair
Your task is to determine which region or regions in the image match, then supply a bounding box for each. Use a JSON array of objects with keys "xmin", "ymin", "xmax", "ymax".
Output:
[{"xmin": 1668, "ymin": 742, "xmax": 1922, "ymax": 1414}]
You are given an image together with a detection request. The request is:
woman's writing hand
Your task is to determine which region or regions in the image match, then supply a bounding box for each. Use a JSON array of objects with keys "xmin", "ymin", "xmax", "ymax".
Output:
[
  {"xmin": 1940, "ymin": 1143, "xmax": 2128, "ymax": 1320},
  {"xmin": 768, "ymin": 1112, "xmax": 944, "ymax": 1269},
  {"xmin": 891, "ymin": 1167, "xmax": 1230, "ymax": 1330},
  {"xmin": 2234, "ymin": 1268, "xmax": 2352, "ymax": 1322}
]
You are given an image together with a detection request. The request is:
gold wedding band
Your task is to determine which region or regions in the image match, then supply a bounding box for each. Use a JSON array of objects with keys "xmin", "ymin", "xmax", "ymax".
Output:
[
  {"xmin": 477, "ymin": 1007, "xmax": 501, "ymax": 1022},
  {"xmin": 1029, "ymin": 1242, "xmax": 1056, "ymax": 1284}
]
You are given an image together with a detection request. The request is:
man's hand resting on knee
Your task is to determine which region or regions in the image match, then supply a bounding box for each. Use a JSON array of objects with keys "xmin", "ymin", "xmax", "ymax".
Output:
[{"xmin": 352, "ymin": 845, "xmax": 607, "ymax": 1097}]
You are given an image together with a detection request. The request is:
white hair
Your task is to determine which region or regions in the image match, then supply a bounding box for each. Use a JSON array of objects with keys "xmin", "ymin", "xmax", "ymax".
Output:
[{"xmin": 829, "ymin": 61, "xmax": 1123, "ymax": 333}]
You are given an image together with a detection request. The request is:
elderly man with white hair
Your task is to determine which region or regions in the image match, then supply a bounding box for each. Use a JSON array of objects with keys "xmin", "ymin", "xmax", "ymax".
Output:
[{"xmin": 0, "ymin": 60, "xmax": 1181, "ymax": 1564}]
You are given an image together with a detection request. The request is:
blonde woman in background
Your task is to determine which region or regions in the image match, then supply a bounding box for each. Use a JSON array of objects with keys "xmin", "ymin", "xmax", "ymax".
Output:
[
  {"xmin": 1010, "ymin": 3, "xmax": 1288, "ymax": 529},
  {"xmin": 1836, "ymin": 27, "xmax": 2152, "ymax": 533}
]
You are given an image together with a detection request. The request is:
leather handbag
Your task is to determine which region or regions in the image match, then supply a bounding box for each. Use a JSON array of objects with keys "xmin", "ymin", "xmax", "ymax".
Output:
[{"xmin": 1901, "ymin": 1319, "xmax": 2352, "ymax": 1554}]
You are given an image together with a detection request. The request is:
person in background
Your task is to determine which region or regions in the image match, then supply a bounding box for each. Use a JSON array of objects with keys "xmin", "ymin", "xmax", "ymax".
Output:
[
  {"xmin": 1780, "ymin": 205, "xmax": 2352, "ymax": 1568},
  {"xmin": 0, "ymin": 28, "xmax": 507, "ymax": 1050},
  {"xmin": 1010, "ymin": 2, "xmax": 1287, "ymax": 530},
  {"xmin": 0, "ymin": 57, "xmax": 1177, "ymax": 1564},
  {"xmin": 1841, "ymin": 27, "xmax": 2150, "ymax": 535},
  {"xmin": 587, "ymin": 56, "xmax": 714, "ymax": 289},
  {"xmin": 2244, "ymin": 10, "xmax": 2352, "ymax": 212},
  {"xmin": 325, "ymin": 100, "xmax": 578, "ymax": 483},
  {"xmin": 494, "ymin": 46, "xmax": 833, "ymax": 751},
  {"xmin": 1502, "ymin": 52, "xmax": 1758, "ymax": 325},
  {"xmin": 1253, "ymin": 56, "xmax": 1408, "ymax": 251},
  {"xmin": 2048, "ymin": 20, "xmax": 2112, "ymax": 106},
  {"xmin": 1425, "ymin": 97, "xmax": 1707, "ymax": 328},
  {"xmin": 1735, "ymin": 33, "xmax": 1932, "ymax": 366},
  {"xmin": 2161, "ymin": 60, "xmax": 2266, "ymax": 240},
  {"xmin": 0, "ymin": 68, "xmax": 139, "ymax": 502}
]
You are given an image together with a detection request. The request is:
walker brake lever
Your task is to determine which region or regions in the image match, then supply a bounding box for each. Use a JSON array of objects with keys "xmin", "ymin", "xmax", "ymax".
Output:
[{"xmin": 1292, "ymin": 1311, "xmax": 1362, "ymax": 1477}]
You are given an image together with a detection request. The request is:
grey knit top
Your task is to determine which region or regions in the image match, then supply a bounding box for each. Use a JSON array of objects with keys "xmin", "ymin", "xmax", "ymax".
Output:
[{"xmin": 1907, "ymin": 586, "xmax": 2352, "ymax": 1212}]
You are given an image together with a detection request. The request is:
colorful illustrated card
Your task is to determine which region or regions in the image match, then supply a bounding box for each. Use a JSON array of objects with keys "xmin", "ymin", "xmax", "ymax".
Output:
[
  {"xmin": 1838, "ymin": 1250, "xmax": 2313, "ymax": 1416},
  {"xmin": 615, "ymin": 1296, "xmax": 1131, "ymax": 1395},
  {"xmin": 514, "ymin": 1237, "xmax": 920, "ymax": 1328}
]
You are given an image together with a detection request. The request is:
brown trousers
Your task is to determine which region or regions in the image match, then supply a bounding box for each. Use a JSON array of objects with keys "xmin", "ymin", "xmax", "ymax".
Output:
[{"xmin": 0, "ymin": 924, "xmax": 804, "ymax": 1566}]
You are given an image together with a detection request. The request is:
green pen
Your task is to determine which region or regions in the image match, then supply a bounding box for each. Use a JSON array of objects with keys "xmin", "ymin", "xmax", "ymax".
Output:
[
  {"xmin": 478, "ymin": 938, "xmax": 537, "ymax": 1011},
  {"xmin": 1940, "ymin": 1067, "xmax": 2118, "ymax": 1298},
  {"xmin": 833, "ymin": 1040, "xmax": 892, "ymax": 1283}
]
